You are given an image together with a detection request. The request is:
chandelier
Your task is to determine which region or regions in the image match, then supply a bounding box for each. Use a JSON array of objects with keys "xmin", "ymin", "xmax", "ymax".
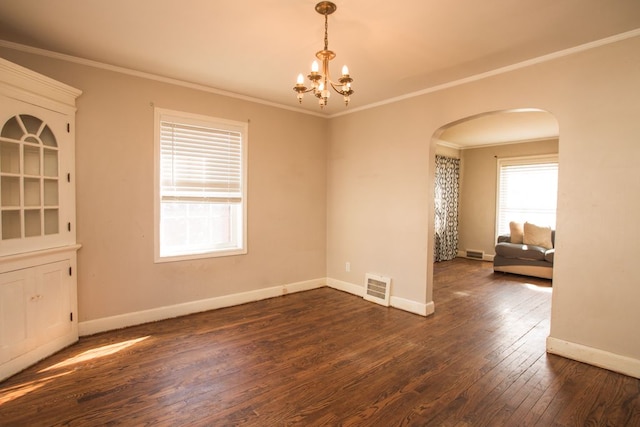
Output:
[{"xmin": 293, "ymin": 1, "xmax": 354, "ymax": 108}]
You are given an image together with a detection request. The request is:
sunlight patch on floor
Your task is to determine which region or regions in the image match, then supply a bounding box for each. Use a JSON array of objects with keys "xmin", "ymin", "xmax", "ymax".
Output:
[
  {"xmin": 524, "ymin": 283, "xmax": 553, "ymax": 293},
  {"xmin": 39, "ymin": 336, "xmax": 150, "ymax": 373},
  {"xmin": 0, "ymin": 371, "xmax": 71, "ymax": 405},
  {"xmin": 454, "ymin": 291, "xmax": 471, "ymax": 297}
]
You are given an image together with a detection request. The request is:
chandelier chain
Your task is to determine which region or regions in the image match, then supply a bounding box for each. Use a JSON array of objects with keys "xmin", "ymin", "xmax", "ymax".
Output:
[{"xmin": 324, "ymin": 12, "xmax": 329, "ymax": 51}]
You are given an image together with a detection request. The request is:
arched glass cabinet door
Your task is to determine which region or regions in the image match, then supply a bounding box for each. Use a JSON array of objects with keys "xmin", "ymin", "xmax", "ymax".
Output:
[{"xmin": 0, "ymin": 114, "xmax": 60, "ymax": 241}]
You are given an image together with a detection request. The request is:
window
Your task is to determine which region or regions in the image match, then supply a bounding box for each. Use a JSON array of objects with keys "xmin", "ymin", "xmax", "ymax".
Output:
[
  {"xmin": 154, "ymin": 108, "xmax": 247, "ymax": 262},
  {"xmin": 496, "ymin": 155, "xmax": 558, "ymax": 238}
]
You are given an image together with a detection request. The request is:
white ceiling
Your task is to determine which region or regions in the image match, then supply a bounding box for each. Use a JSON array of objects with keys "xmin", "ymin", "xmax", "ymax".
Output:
[{"xmin": 0, "ymin": 0, "xmax": 639, "ymax": 143}]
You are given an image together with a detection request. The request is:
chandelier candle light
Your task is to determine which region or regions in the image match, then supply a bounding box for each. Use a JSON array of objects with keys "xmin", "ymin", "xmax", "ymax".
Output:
[{"xmin": 293, "ymin": 1, "xmax": 354, "ymax": 108}]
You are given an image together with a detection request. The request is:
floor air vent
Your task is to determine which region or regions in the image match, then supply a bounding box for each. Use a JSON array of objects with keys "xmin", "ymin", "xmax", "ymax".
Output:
[
  {"xmin": 364, "ymin": 273, "xmax": 391, "ymax": 307},
  {"xmin": 465, "ymin": 249, "xmax": 485, "ymax": 260}
]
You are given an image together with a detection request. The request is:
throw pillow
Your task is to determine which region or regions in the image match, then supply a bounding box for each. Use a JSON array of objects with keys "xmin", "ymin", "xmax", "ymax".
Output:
[
  {"xmin": 523, "ymin": 222, "xmax": 553, "ymax": 249},
  {"xmin": 509, "ymin": 221, "xmax": 524, "ymax": 244}
]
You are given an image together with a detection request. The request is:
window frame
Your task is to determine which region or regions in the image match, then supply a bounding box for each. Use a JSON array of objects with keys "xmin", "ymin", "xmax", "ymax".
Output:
[
  {"xmin": 153, "ymin": 107, "xmax": 248, "ymax": 263},
  {"xmin": 495, "ymin": 154, "xmax": 558, "ymax": 241}
]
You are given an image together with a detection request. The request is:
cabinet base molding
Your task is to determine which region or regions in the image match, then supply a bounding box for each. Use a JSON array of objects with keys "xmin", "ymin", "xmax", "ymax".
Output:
[{"xmin": 0, "ymin": 333, "xmax": 77, "ymax": 382}]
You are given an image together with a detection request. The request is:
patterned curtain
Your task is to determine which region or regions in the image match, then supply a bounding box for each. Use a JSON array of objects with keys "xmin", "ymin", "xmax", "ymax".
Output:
[{"xmin": 434, "ymin": 155, "xmax": 460, "ymax": 262}]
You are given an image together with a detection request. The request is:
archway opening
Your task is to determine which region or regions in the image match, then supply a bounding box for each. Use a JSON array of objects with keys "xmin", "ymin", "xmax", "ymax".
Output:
[{"xmin": 429, "ymin": 108, "xmax": 559, "ymax": 311}]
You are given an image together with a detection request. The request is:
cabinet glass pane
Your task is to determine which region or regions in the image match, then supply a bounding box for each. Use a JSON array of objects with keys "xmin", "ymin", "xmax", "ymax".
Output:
[
  {"xmin": 24, "ymin": 178, "xmax": 41, "ymax": 206},
  {"xmin": 1, "ymin": 116, "xmax": 23, "ymax": 140},
  {"xmin": 20, "ymin": 115, "xmax": 43, "ymax": 136},
  {"xmin": 1, "ymin": 176, "xmax": 20, "ymax": 206},
  {"xmin": 1, "ymin": 141, "xmax": 20, "ymax": 174},
  {"xmin": 24, "ymin": 209, "xmax": 41, "ymax": 237},
  {"xmin": 44, "ymin": 209, "xmax": 59, "ymax": 235},
  {"xmin": 40, "ymin": 125, "xmax": 57, "ymax": 147},
  {"xmin": 43, "ymin": 149, "xmax": 58, "ymax": 177},
  {"xmin": 1, "ymin": 210, "xmax": 21, "ymax": 239},
  {"xmin": 23, "ymin": 145, "xmax": 41, "ymax": 176},
  {"xmin": 44, "ymin": 179, "xmax": 58, "ymax": 206}
]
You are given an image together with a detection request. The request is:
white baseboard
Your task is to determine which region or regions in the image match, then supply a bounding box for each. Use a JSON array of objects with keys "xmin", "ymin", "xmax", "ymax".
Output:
[
  {"xmin": 282, "ymin": 278, "xmax": 326, "ymax": 294},
  {"xmin": 391, "ymin": 296, "xmax": 435, "ymax": 317},
  {"xmin": 80, "ymin": 277, "xmax": 436, "ymax": 336},
  {"xmin": 326, "ymin": 277, "xmax": 364, "ymax": 296},
  {"xmin": 546, "ymin": 336, "xmax": 640, "ymax": 379},
  {"xmin": 79, "ymin": 278, "xmax": 326, "ymax": 336},
  {"xmin": 327, "ymin": 277, "xmax": 433, "ymax": 317}
]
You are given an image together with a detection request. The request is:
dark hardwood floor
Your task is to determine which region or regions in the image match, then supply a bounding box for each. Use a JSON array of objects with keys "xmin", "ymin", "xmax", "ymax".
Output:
[{"xmin": 1, "ymin": 258, "xmax": 639, "ymax": 426}]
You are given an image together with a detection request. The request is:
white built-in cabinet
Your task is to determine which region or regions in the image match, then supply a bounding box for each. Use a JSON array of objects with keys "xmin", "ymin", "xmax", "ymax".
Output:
[{"xmin": 0, "ymin": 57, "xmax": 81, "ymax": 381}]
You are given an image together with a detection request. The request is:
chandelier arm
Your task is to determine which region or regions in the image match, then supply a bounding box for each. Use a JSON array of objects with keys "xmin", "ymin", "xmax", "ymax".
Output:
[
  {"xmin": 328, "ymin": 81, "xmax": 354, "ymax": 96},
  {"xmin": 293, "ymin": 86, "xmax": 320, "ymax": 94}
]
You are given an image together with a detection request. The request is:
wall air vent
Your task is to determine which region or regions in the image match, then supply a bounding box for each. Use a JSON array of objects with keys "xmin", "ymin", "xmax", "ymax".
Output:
[
  {"xmin": 465, "ymin": 249, "xmax": 485, "ymax": 260},
  {"xmin": 364, "ymin": 273, "xmax": 391, "ymax": 307}
]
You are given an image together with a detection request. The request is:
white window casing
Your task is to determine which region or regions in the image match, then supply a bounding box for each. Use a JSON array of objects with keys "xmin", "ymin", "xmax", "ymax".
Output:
[{"xmin": 154, "ymin": 108, "xmax": 247, "ymax": 262}]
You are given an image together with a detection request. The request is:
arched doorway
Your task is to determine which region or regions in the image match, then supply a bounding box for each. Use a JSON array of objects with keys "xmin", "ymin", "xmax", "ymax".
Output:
[
  {"xmin": 429, "ymin": 109, "xmax": 559, "ymax": 314},
  {"xmin": 431, "ymin": 108, "xmax": 559, "ymax": 265},
  {"xmin": 425, "ymin": 108, "xmax": 561, "ymax": 378}
]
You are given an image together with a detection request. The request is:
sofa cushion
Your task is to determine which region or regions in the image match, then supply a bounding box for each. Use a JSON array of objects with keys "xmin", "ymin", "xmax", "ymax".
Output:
[
  {"xmin": 545, "ymin": 248, "xmax": 555, "ymax": 263},
  {"xmin": 524, "ymin": 222, "xmax": 553, "ymax": 249},
  {"xmin": 497, "ymin": 235, "xmax": 511, "ymax": 243},
  {"xmin": 509, "ymin": 221, "xmax": 524, "ymax": 244},
  {"xmin": 495, "ymin": 242, "xmax": 546, "ymax": 261}
]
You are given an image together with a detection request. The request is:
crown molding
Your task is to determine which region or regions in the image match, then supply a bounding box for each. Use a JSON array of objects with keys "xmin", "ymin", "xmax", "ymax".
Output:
[
  {"xmin": 329, "ymin": 28, "xmax": 640, "ymax": 118},
  {"xmin": 2, "ymin": 28, "xmax": 639, "ymax": 120},
  {"xmin": 0, "ymin": 56, "xmax": 82, "ymax": 113},
  {"xmin": 0, "ymin": 39, "xmax": 327, "ymax": 119}
]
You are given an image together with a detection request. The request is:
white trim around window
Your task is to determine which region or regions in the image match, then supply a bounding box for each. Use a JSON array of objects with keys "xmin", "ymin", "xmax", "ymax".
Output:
[
  {"xmin": 154, "ymin": 108, "xmax": 248, "ymax": 263},
  {"xmin": 495, "ymin": 154, "xmax": 558, "ymax": 239}
]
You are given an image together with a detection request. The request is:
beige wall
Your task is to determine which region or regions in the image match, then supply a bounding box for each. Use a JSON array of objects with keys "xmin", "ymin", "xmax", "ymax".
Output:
[
  {"xmin": 458, "ymin": 139, "xmax": 559, "ymax": 256},
  {"xmin": 2, "ymin": 33, "xmax": 639, "ymax": 376},
  {"xmin": 327, "ymin": 100, "xmax": 433, "ymax": 306},
  {"xmin": 327, "ymin": 35, "xmax": 640, "ymax": 373},
  {"xmin": 0, "ymin": 48, "xmax": 328, "ymax": 323}
]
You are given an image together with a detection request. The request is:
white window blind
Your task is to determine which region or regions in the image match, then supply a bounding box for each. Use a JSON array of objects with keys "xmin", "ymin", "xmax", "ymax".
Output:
[
  {"xmin": 155, "ymin": 109, "xmax": 247, "ymax": 261},
  {"xmin": 496, "ymin": 157, "xmax": 558, "ymax": 237},
  {"xmin": 160, "ymin": 121, "xmax": 242, "ymax": 203}
]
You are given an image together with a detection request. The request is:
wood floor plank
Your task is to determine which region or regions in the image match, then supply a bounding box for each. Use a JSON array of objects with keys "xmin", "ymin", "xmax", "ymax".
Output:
[{"xmin": 1, "ymin": 258, "xmax": 638, "ymax": 426}]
